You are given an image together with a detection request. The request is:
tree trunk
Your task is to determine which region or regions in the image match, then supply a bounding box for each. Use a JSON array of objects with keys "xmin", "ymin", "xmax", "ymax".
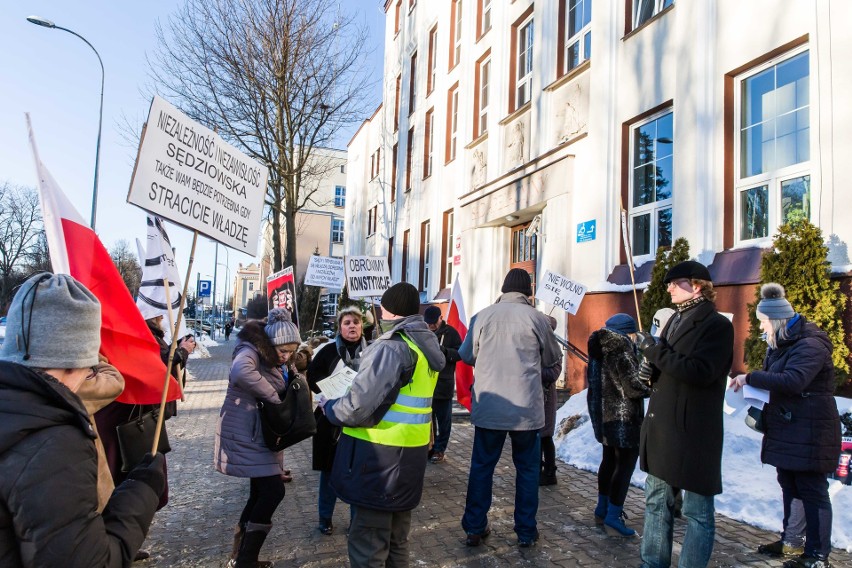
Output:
[
  {"xmin": 272, "ymin": 206, "xmax": 283, "ymax": 273},
  {"xmin": 285, "ymin": 208, "xmax": 298, "ymax": 275}
]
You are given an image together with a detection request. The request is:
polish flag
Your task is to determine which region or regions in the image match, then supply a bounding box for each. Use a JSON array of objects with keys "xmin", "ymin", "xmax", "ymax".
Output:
[
  {"xmin": 28, "ymin": 115, "xmax": 180, "ymax": 405},
  {"xmin": 447, "ymin": 276, "xmax": 474, "ymax": 411}
]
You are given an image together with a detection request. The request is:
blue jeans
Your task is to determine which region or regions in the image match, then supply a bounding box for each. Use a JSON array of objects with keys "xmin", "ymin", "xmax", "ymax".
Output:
[
  {"xmin": 318, "ymin": 470, "xmax": 337, "ymax": 519},
  {"xmin": 431, "ymin": 399, "xmax": 453, "ymax": 454},
  {"xmin": 461, "ymin": 427, "xmax": 540, "ymax": 540},
  {"xmin": 641, "ymin": 474, "xmax": 715, "ymax": 568}
]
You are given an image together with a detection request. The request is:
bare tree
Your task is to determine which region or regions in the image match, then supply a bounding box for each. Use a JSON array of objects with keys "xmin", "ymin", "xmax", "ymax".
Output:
[
  {"xmin": 149, "ymin": 0, "xmax": 373, "ymax": 273},
  {"xmin": 0, "ymin": 183, "xmax": 43, "ymax": 311},
  {"xmin": 109, "ymin": 239, "xmax": 143, "ymax": 299}
]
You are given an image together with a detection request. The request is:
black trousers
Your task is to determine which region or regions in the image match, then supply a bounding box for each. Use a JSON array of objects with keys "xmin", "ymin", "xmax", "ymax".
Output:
[
  {"xmin": 597, "ymin": 445, "xmax": 640, "ymax": 507},
  {"xmin": 239, "ymin": 475, "xmax": 286, "ymax": 526},
  {"xmin": 777, "ymin": 468, "xmax": 832, "ymax": 558}
]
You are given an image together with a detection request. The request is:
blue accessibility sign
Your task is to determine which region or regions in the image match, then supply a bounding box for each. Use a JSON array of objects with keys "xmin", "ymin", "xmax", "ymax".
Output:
[
  {"xmin": 198, "ymin": 280, "xmax": 212, "ymax": 298},
  {"xmin": 577, "ymin": 220, "xmax": 596, "ymax": 243}
]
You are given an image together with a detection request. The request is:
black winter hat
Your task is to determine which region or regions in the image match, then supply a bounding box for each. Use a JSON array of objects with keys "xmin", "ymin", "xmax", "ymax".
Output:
[
  {"xmin": 663, "ymin": 260, "xmax": 711, "ymax": 284},
  {"xmin": 501, "ymin": 268, "xmax": 533, "ymax": 296},
  {"xmin": 423, "ymin": 305, "xmax": 442, "ymax": 324},
  {"xmin": 381, "ymin": 282, "xmax": 421, "ymax": 317}
]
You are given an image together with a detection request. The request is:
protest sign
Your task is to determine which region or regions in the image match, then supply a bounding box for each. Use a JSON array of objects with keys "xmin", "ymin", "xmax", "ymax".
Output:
[
  {"xmin": 536, "ymin": 269, "xmax": 587, "ymax": 315},
  {"xmin": 304, "ymin": 256, "xmax": 346, "ymax": 289},
  {"xmin": 267, "ymin": 267, "xmax": 299, "ymax": 327},
  {"xmin": 127, "ymin": 96, "xmax": 267, "ymax": 254},
  {"xmin": 344, "ymin": 256, "xmax": 391, "ymax": 298}
]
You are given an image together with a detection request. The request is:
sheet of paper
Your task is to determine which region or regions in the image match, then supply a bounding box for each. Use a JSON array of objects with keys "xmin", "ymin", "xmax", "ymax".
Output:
[
  {"xmin": 743, "ymin": 384, "xmax": 770, "ymax": 409},
  {"xmin": 316, "ymin": 366, "xmax": 357, "ymax": 399},
  {"xmin": 723, "ymin": 386, "xmax": 748, "ymax": 415}
]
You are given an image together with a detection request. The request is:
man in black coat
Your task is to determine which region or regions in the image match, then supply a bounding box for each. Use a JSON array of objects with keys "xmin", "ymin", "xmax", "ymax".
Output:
[
  {"xmin": 424, "ymin": 306, "xmax": 462, "ymax": 464},
  {"xmin": 636, "ymin": 261, "xmax": 734, "ymax": 568}
]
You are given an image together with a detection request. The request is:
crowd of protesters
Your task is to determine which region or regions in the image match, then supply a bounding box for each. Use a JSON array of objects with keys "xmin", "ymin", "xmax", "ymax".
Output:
[{"xmin": 0, "ymin": 260, "xmax": 843, "ymax": 568}]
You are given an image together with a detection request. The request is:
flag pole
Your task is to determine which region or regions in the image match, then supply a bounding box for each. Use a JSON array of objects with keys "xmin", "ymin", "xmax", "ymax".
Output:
[
  {"xmin": 619, "ymin": 201, "xmax": 643, "ymax": 331},
  {"xmin": 162, "ymin": 277, "xmax": 186, "ymax": 402},
  {"xmin": 151, "ymin": 230, "xmax": 198, "ymax": 454},
  {"xmin": 310, "ymin": 286, "xmax": 322, "ymax": 334}
]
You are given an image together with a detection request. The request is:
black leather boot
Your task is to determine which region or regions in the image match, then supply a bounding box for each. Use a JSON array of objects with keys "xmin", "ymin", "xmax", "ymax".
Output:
[{"xmin": 234, "ymin": 522, "xmax": 274, "ymax": 568}]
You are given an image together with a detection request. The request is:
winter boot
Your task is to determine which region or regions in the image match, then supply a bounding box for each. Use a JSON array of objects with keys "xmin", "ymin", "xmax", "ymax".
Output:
[
  {"xmin": 318, "ymin": 517, "xmax": 334, "ymax": 535},
  {"xmin": 782, "ymin": 553, "xmax": 832, "ymax": 568},
  {"xmin": 603, "ymin": 504, "xmax": 636, "ymax": 537},
  {"xmin": 234, "ymin": 522, "xmax": 274, "ymax": 568},
  {"xmin": 230, "ymin": 522, "xmax": 246, "ymax": 562},
  {"xmin": 594, "ymin": 495, "xmax": 609, "ymax": 525}
]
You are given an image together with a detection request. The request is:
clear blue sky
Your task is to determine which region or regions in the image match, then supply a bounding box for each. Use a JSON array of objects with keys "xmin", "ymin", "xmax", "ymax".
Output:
[{"xmin": 0, "ymin": 1, "xmax": 385, "ymax": 299}]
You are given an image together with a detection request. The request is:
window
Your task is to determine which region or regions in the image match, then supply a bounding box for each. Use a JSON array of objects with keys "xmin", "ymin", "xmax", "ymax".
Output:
[
  {"xmin": 394, "ymin": 0, "xmax": 402, "ymax": 34},
  {"xmin": 474, "ymin": 54, "xmax": 491, "ymax": 138},
  {"xmin": 563, "ymin": 0, "xmax": 591, "ymax": 74},
  {"xmin": 332, "ymin": 218, "xmax": 344, "ymax": 243},
  {"xmin": 322, "ymin": 293, "xmax": 339, "ymax": 317},
  {"xmin": 391, "ymin": 143, "xmax": 398, "ymax": 199},
  {"xmin": 632, "ymin": 0, "xmax": 674, "ymax": 30},
  {"xmin": 446, "ymin": 82, "xmax": 460, "ymax": 162},
  {"xmin": 478, "ymin": 0, "xmax": 492, "ymax": 38},
  {"xmin": 510, "ymin": 223, "xmax": 537, "ymax": 293},
  {"xmin": 419, "ymin": 220, "xmax": 431, "ymax": 292},
  {"xmin": 449, "ymin": 0, "xmax": 462, "ymax": 69},
  {"xmin": 513, "ymin": 15, "xmax": 534, "ymax": 110},
  {"xmin": 406, "ymin": 127, "xmax": 415, "ymax": 191},
  {"xmin": 402, "ymin": 229, "xmax": 410, "ymax": 282},
  {"xmin": 424, "ymin": 108, "xmax": 435, "ymax": 178},
  {"xmin": 367, "ymin": 205, "xmax": 378, "ymax": 236},
  {"xmin": 736, "ymin": 50, "xmax": 810, "ymax": 242},
  {"xmin": 388, "ymin": 237, "xmax": 394, "ymax": 275},
  {"xmin": 409, "ymin": 0, "xmax": 416, "ymax": 12},
  {"xmin": 409, "ymin": 51, "xmax": 418, "ymax": 114},
  {"xmin": 427, "ymin": 26, "xmax": 438, "ymax": 95},
  {"xmin": 629, "ymin": 111, "xmax": 674, "ymax": 257},
  {"xmin": 248, "ymin": 282, "xmax": 254, "ymax": 291},
  {"xmin": 334, "ymin": 185, "xmax": 346, "ymax": 207},
  {"xmin": 394, "ymin": 74, "xmax": 401, "ymax": 132},
  {"xmin": 441, "ymin": 209, "xmax": 454, "ymax": 288}
]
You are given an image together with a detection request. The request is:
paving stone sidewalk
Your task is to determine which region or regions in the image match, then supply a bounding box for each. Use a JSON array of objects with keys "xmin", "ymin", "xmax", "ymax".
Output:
[{"xmin": 142, "ymin": 342, "xmax": 852, "ymax": 567}]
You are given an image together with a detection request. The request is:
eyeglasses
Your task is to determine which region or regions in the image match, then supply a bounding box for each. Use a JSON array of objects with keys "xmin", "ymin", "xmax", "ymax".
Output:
[
  {"xmin": 85, "ymin": 366, "xmax": 99, "ymax": 380},
  {"xmin": 667, "ymin": 278, "xmax": 691, "ymax": 288}
]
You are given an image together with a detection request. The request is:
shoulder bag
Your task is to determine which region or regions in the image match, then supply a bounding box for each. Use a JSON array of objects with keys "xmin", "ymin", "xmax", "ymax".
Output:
[
  {"xmin": 257, "ymin": 374, "xmax": 317, "ymax": 451},
  {"xmin": 116, "ymin": 405, "xmax": 172, "ymax": 472}
]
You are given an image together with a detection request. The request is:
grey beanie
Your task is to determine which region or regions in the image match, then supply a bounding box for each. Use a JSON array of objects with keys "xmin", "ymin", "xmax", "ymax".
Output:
[
  {"xmin": 265, "ymin": 308, "xmax": 300, "ymax": 345},
  {"xmin": 756, "ymin": 283, "xmax": 795, "ymax": 320},
  {"xmin": 0, "ymin": 272, "xmax": 101, "ymax": 369}
]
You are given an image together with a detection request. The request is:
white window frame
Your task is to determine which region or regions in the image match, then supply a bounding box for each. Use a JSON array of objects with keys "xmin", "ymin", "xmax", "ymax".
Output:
[
  {"xmin": 479, "ymin": 58, "xmax": 491, "ymax": 136},
  {"xmin": 425, "ymin": 108, "xmax": 434, "ymax": 178},
  {"xmin": 334, "ymin": 185, "xmax": 346, "ymax": 207},
  {"xmin": 633, "ymin": 0, "xmax": 673, "ymax": 30},
  {"xmin": 734, "ymin": 47, "xmax": 811, "ymax": 246},
  {"xmin": 428, "ymin": 26, "xmax": 438, "ymax": 94},
  {"xmin": 331, "ymin": 218, "xmax": 344, "ymax": 243},
  {"xmin": 628, "ymin": 110, "xmax": 674, "ymax": 259},
  {"xmin": 565, "ymin": 0, "xmax": 591, "ymax": 74},
  {"xmin": 449, "ymin": 87, "xmax": 459, "ymax": 161},
  {"xmin": 516, "ymin": 16, "xmax": 534, "ymax": 108},
  {"xmin": 480, "ymin": 0, "xmax": 492, "ymax": 36},
  {"xmin": 453, "ymin": 0, "xmax": 463, "ymax": 67},
  {"xmin": 421, "ymin": 220, "xmax": 431, "ymax": 292},
  {"xmin": 444, "ymin": 210, "xmax": 454, "ymax": 289}
]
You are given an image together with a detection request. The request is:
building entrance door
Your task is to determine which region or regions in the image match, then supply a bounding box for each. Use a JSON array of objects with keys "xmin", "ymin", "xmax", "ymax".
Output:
[{"xmin": 510, "ymin": 222, "xmax": 537, "ymax": 295}]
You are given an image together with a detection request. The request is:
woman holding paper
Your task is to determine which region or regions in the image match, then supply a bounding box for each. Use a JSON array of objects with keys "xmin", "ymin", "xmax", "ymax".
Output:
[
  {"xmin": 730, "ymin": 283, "xmax": 840, "ymax": 568},
  {"xmin": 307, "ymin": 306, "xmax": 369, "ymax": 536}
]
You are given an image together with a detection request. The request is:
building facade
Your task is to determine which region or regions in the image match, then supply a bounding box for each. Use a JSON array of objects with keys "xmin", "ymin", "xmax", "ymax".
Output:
[
  {"xmin": 346, "ymin": 0, "xmax": 852, "ymax": 389},
  {"xmin": 233, "ymin": 262, "xmax": 262, "ymax": 320}
]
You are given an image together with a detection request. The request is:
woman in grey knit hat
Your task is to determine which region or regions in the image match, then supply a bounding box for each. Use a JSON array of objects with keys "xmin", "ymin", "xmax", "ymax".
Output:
[
  {"xmin": 730, "ymin": 284, "xmax": 840, "ymax": 568},
  {"xmin": 214, "ymin": 308, "xmax": 301, "ymax": 567}
]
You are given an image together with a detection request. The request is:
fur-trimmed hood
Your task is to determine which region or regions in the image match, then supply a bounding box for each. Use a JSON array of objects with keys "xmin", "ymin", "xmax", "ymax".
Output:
[{"xmin": 235, "ymin": 320, "xmax": 280, "ymax": 368}]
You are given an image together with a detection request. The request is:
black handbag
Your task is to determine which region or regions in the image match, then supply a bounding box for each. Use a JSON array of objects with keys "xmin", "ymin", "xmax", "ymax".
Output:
[
  {"xmin": 257, "ymin": 375, "xmax": 317, "ymax": 451},
  {"xmin": 745, "ymin": 405, "xmax": 765, "ymax": 433},
  {"xmin": 116, "ymin": 406, "xmax": 172, "ymax": 472}
]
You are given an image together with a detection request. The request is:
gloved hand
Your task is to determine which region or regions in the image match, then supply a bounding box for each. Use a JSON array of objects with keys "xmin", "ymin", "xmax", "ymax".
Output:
[
  {"xmin": 635, "ymin": 331, "xmax": 659, "ymax": 352},
  {"xmin": 126, "ymin": 452, "xmax": 166, "ymax": 497},
  {"xmin": 638, "ymin": 359, "xmax": 655, "ymax": 386}
]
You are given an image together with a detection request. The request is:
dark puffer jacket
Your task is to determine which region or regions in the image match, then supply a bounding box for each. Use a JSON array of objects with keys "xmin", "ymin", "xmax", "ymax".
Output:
[
  {"xmin": 0, "ymin": 361, "xmax": 159, "ymax": 567},
  {"xmin": 432, "ymin": 322, "xmax": 462, "ymax": 400},
  {"xmin": 587, "ymin": 328, "xmax": 649, "ymax": 448},
  {"xmin": 747, "ymin": 316, "xmax": 841, "ymax": 473}
]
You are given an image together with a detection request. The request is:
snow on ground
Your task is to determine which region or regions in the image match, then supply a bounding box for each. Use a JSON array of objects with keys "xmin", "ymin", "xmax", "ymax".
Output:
[
  {"xmin": 188, "ymin": 332, "xmax": 219, "ymax": 359},
  {"xmin": 554, "ymin": 390, "xmax": 852, "ymax": 551}
]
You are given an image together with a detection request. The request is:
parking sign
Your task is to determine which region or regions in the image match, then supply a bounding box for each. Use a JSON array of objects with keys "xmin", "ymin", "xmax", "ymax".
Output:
[{"xmin": 198, "ymin": 280, "xmax": 212, "ymax": 298}]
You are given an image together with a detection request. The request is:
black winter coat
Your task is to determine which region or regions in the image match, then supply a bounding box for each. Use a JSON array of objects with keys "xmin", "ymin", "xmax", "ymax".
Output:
[
  {"xmin": 432, "ymin": 322, "xmax": 462, "ymax": 400},
  {"xmin": 587, "ymin": 329, "xmax": 649, "ymax": 448},
  {"xmin": 639, "ymin": 300, "xmax": 734, "ymax": 496},
  {"xmin": 0, "ymin": 362, "xmax": 160, "ymax": 567},
  {"xmin": 747, "ymin": 316, "xmax": 841, "ymax": 473}
]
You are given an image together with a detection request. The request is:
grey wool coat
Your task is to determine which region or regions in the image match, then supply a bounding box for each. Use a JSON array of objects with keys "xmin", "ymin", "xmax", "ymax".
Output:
[{"xmin": 214, "ymin": 321, "xmax": 288, "ymax": 478}]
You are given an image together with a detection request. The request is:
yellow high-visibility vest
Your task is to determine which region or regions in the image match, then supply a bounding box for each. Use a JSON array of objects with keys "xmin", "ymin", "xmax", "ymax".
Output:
[{"xmin": 343, "ymin": 333, "xmax": 438, "ymax": 447}]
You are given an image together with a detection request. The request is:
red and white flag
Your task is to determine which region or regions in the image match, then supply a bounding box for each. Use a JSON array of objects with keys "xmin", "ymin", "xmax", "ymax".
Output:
[
  {"xmin": 28, "ymin": 115, "xmax": 180, "ymax": 405},
  {"xmin": 447, "ymin": 276, "xmax": 474, "ymax": 411}
]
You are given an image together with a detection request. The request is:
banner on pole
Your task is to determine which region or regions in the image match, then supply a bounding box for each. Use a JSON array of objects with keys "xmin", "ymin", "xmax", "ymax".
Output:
[
  {"xmin": 127, "ymin": 95, "xmax": 267, "ymax": 254},
  {"xmin": 267, "ymin": 267, "xmax": 298, "ymax": 326},
  {"xmin": 304, "ymin": 256, "xmax": 346, "ymax": 289},
  {"xmin": 536, "ymin": 269, "xmax": 587, "ymax": 315},
  {"xmin": 344, "ymin": 256, "xmax": 392, "ymax": 298}
]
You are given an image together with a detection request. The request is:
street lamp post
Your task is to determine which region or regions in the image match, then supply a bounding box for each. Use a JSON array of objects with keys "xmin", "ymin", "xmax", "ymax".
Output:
[
  {"xmin": 218, "ymin": 263, "xmax": 231, "ymax": 322},
  {"xmin": 27, "ymin": 15, "xmax": 104, "ymax": 231}
]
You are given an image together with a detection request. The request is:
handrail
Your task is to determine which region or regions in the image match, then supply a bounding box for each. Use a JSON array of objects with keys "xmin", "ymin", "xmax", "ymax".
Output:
[{"xmin": 554, "ymin": 333, "xmax": 589, "ymax": 364}]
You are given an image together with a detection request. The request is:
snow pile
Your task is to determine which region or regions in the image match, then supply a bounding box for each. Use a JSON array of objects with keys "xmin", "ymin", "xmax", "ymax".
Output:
[
  {"xmin": 554, "ymin": 391, "xmax": 852, "ymax": 551},
  {"xmin": 188, "ymin": 332, "xmax": 219, "ymax": 359}
]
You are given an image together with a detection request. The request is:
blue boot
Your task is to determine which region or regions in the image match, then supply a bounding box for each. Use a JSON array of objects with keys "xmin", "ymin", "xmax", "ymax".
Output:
[
  {"xmin": 603, "ymin": 504, "xmax": 636, "ymax": 537},
  {"xmin": 594, "ymin": 495, "xmax": 609, "ymax": 525}
]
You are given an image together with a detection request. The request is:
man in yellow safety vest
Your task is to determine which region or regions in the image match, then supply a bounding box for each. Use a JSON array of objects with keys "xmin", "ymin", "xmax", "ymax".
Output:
[{"xmin": 319, "ymin": 282, "xmax": 445, "ymax": 567}]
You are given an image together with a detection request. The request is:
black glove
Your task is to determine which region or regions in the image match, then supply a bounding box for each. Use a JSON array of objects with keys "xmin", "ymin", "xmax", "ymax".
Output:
[
  {"xmin": 126, "ymin": 452, "xmax": 166, "ymax": 497},
  {"xmin": 638, "ymin": 359, "xmax": 655, "ymax": 386},
  {"xmin": 635, "ymin": 331, "xmax": 659, "ymax": 352}
]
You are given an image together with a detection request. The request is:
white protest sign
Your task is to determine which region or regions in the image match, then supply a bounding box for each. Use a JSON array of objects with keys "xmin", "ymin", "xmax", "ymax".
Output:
[
  {"xmin": 304, "ymin": 256, "xmax": 345, "ymax": 289},
  {"xmin": 127, "ymin": 96, "xmax": 267, "ymax": 255},
  {"xmin": 344, "ymin": 256, "xmax": 392, "ymax": 298},
  {"xmin": 536, "ymin": 269, "xmax": 587, "ymax": 315}
]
